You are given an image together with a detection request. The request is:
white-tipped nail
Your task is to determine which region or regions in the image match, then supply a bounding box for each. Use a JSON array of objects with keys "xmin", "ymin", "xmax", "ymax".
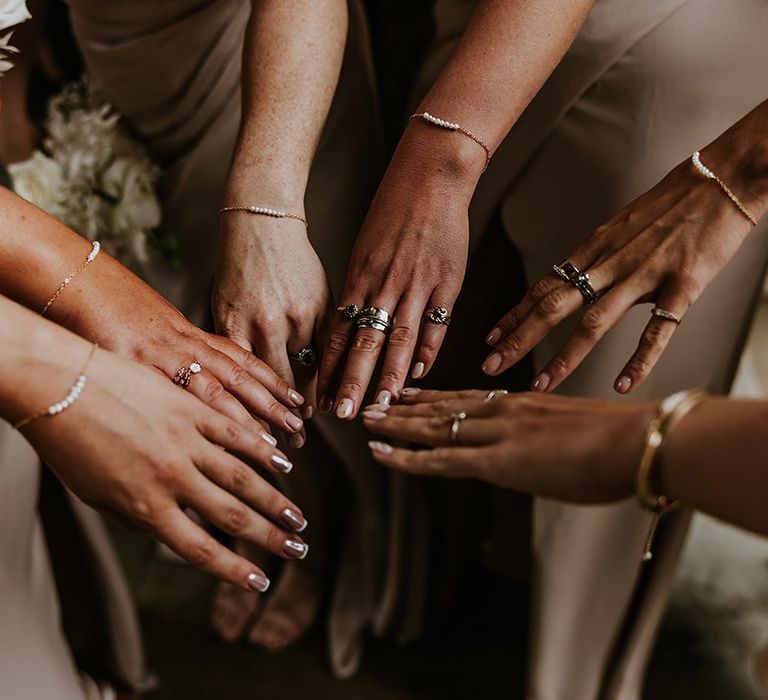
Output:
[
  {"xmin": 411, "ymin": 362, "xmax": 425, "ymax": 379},
  {"xmin": 260, "ymin": 431, "xmax": 278, "ymax": 446},
  {"xmin": 375, "ymin": 390, "xmax": 392, "ymax": 407},
  {"xmin": 246, "ymin": 572, "xmax": 270, "ymax": 593},
  {"xmin": 368, "ymin": 440, "xmax": 393, "ymax": 454},
  {"xmin": 271, "ymin": 455, "xmax": 293, "ymax": 473},
  {"xmin": 283, "ymin": 540, "xmax": 309, "ymax": 560},
  {"xmin": 280, "ymin": 508, "xmax": 308, "ymax": 532},
  {"xmin": 336, "ymin": 398, "xmax": 354, "ymax": 419}
]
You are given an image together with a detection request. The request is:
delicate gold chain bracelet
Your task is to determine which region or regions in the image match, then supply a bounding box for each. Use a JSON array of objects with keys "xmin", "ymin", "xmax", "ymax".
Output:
[
  {"xmin": 41, "ymin": 241, "xmax": 101, "ymax": 316},
  {"xmin": 13, "ymin": 343, "xmax": 99, "ymax": 430},
  {"xmin": 410, "ymin": 112, "xmax": 492, "ymax": 172},
  {"xmin": 219, "ymin": 205, "xmax": 308, "ymax": 230},
  {"xmin": 636, "ymin": 389, "xmax": 706, "ymax": 562},
  {"xmin": 691, "ymin": 151, "xmax": 758, "ymax": 227}
]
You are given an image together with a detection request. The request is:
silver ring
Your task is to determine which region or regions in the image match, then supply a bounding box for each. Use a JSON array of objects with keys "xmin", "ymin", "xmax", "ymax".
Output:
[
  {"xmin": 289, "ymin": 346, "xmax": 318, "ymax": 367},
  {"xmin": 173, "ymin": 360, "xmax": 202, "ymax": 389},
  {"xmin": 485, "ymin": 389, "xmax": 509, "ymax": 402},
  {"xmin": 651, "ymin": 307, "xmax": 682, "ymax": 325},
  {"xmin": 356, "ymin": 306, "xmax": 392, "ymax": 333},
  {"xmin": 356, "ymin": 318, "xmax": 391, "ymax": 334},
  {"xmin": 450, "ymin": 411, "xmax": 467, "ymax": 446},
  {"xmin": 559, "ymin": 262, "xmax": 598, "ymax": 305},
  {"xmin": 425, "ymin": 306, "xmax": 452, "ymax": 326},
  {"xmin": 552, "ymin": 264, "xmax": 571, "ymax": 283}
]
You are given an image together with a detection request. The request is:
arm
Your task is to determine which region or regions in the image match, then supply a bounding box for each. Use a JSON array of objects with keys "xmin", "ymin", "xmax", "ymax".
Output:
[
  {"xmin": 317, "ymin": 0, "xmax": 596, "ymax": 419},
  {"xmin": 212, "ymin": 0, "xmax": 348, "ymax": 431},
  {"xmin": 362, "ymin": 390, "xmax": 768, "ymax": 537},
  {"xmin": 0, "ymin": 295, "xmax": 309, "ymax": 590}
]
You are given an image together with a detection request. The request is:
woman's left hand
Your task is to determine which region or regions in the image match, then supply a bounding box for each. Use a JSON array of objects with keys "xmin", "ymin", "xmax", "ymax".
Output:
[{"xmin": 363, "ymin": 389, "xmax": 655, "ymax": 504}]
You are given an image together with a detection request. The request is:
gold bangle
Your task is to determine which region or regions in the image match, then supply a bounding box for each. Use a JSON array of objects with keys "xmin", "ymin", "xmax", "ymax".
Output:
[
  {"xmin": 13, "ymin": 343, "xmax": 99, "ymax": 430},
  {"xmin": 636, "ymin": 389, "xmax": 706, "ymax": 561},
  {"xmin": 410, "ymin": 112, "xmax": 492, "ymax": 172},
  {"xmin": 41, "ymin": 241, "xmax": 101, "ymax": 316},
  {"xmin": 219, "ymin": 205, "xmax": 308, "ymax": 230},
  {"xmin": 691, "ymin": 151, "xmax": 758, "ymax": 227}
]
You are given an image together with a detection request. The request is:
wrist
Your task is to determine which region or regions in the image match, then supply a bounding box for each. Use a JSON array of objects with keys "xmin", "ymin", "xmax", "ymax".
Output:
[{"xmin": 224, "ymin": 156, "xmax": 308, "ymax": 213}]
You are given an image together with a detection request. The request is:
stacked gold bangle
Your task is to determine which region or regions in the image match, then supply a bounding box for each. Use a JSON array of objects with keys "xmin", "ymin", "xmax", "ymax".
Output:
[{"xmin": 636, "ymin": 389, "xmax": 706, "ymax": 562}]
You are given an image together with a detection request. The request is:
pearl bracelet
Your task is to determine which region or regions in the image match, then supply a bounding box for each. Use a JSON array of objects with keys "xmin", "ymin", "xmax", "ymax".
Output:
[
  {"xmin": 410, "ymin": 112, "xmax": 492, "ymax": 172},
  {"xmin": 691, "ymin": 151, "xmax": 758, "ymax": 226},
  {"xmin": 41, "ymin": 241, "xmax": 101, "ymax": 316},
  {"xmin": 219, "ymin": 205, "xmax": 308, "ymax": 230},
  {"xmin": 13, "ymin": 343, "xmax": 99, "ymax": 430}
]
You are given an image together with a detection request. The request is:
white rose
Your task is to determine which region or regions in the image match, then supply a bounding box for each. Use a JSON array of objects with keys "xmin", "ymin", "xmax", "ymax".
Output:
[
  {"xmin": 0, "ymin": 0, "xmax": 30, "ymax": 34},
  {"xmin": 8, "ymin": 150, "xmax": 64, "ymax": 216},
  {"xmin": 103, "ymin": 157, "xmax": 162, "ymax": 233}
]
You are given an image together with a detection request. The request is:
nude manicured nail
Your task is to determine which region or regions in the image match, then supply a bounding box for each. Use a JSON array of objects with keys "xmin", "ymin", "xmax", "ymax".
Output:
[
  {"xmin": 288, "ymin": 433, "xmax": 305, "ymax": 449},
  {"xmin": 301, "ymin": 404, "xmax": 314, "ymax": 420},
  {"xmin": 368, "ymin": 440, "xmax": 393, "ymax": 455},
  {"xmin": 246, "ymin": 572, "xmax": 270, "ymax": 593},
  {"xmin": 615, "ymin": 376, "xmax": 632, "ymax": 394},
  {"xmin": 260, "ymin": 431, "xmax": 278, "ymax": 447},
  {"xmin": 336, "ymin": 398, "xmax": 354, "ymax": 419},
  {"xmin": 283, "ymin": 539, "xmax": 309, "ymax": 560},
  {"xmin": 375, "ymin": 390, "xmax": 392, "ymax": 407},
  {"xmin": 363, "ymin": 410, "xmax": 388, "ymax": 421},
  {"xmin": 531, "ymin": 373, "xmax": 550, "ymax": 392},
  {"xmin": 400, "ymin": 388, "xmax": 421, "ymax": 397},
  {"xmin": 285, "ymin": 413, "xmax": 303, "ymax": 431},
  {"xmin": 280, "ymin": 508, "xmax": 308, "ymax": 533},
  {"xmin": 411, "ymin": 362, "xmax": 425, "ymax": 379},
  {"xmin": 288, "ymin": 389, "xmax": 304, "ymax": 406},
  {"xmin": 482, "ymin": 353, "xmax": 502, "ymax": 374},
  {"xmin": 486, "ymin": 328, "xmax": 501, "ymax": 345},
  {"xmin": 319, "ymin": 396, "xmax": 333, "ymax": 414},
  {"xmin": 364, "ymin": 403, "xmax": 390, "ymax": 412},
  {"xmin": 271, "ymin": 455, "xmax": 293, "ymax": 474}
]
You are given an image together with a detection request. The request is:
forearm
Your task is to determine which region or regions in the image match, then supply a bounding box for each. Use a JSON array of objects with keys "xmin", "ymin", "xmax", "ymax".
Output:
[
  {"xmin": 225, "ymin": 0, "xmax": 348, "ymax": 208},
  {"xmin": 659, "ymin": 397, "xmax": 768, "ymax": 535}
]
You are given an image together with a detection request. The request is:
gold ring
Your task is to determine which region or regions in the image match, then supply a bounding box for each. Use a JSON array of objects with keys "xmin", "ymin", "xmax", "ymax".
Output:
[
  {"xmin": 173, "ymin": 360, "xmax": 202, "ymax": 389},
  {"xmin": 450, "ymin": 411, "xmax": 467, "ymax": 446},
  {"xmin": 356, "ymin": 306, "xmax": 392, "ymax": 333},
  {"xmin": 336, "ymin": 304, "xmax": 360, "ymax": 320},
  {"xmin": 425, "ymin": 306, "xmax": 452, "ymax": 326},
  {"xmin": 651, "ymin": 307, "xmax": 682, "ymax": 325}
]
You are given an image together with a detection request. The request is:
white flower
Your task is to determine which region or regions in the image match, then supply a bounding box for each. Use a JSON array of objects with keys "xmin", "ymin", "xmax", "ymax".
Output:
[
  {"xmin": 8, "ymin": 150, "xmax": 64, "ymax": 216},
  {"xmin": 103, "ymin": 157, "xmax": 162, "ymax": 232},
  {"xmin": 0, "ymin": 0, "xmax": 30, "ymax": 33}
]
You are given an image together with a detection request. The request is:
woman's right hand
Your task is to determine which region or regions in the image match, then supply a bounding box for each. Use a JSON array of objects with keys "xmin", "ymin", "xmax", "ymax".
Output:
[{"xmin": 20, "ymin": 342, "xmax": 310, "ymax": 592}]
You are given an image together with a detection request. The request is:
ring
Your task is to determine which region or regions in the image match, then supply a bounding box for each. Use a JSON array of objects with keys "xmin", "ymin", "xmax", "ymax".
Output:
[
  {"xmin": 355, "ymin": 318, "xmax": 391, "ymax": 333},
  {"xmin": 425, "ymin": 306, "xmax": 452, "ymax": 326},
  {"xmin": 485, "ymin": 389, "xmax": 509, "ymax": 402},
  {"xmin": 651, "ymin": 307, "xmax": 682, "ymax": 325},
  {"xmin": 356, "ymin": 305, "xmax": 392, "ymax": 333},
  {"xmin": 337, "ymin": 304, "xmax": 360, "ymax": 320},
  {"xmin": 557, "ymin": 262, "xmax": 598, "ymax": 305},
  {"xmin": 552, "ymin": 264, "xmax": 571, "ymax": 283},
  {"xmin": 289, "ymin": 346, "xmax": 318, "ymax": 368},
  {"xmin": 173, "ymin": 360, "xmax": 202, "ymax": 389},
  {"xmin": 450, "ymin": 411, "xmax": 467, "ymax": 446}
]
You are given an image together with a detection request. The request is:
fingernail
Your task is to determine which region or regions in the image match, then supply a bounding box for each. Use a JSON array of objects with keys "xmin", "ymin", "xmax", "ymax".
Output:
[
  {"xmin": 285, "ymin": 413, "xmax": 303, "ymax": 431},
  {"xmin": 411, "ymin": 362, "xmax": 425, "ymax": 379},
  {"xmin": 531, "ymin": 373, "xmax": 550, "ymax": 392},
  {"xmin": 368, "ymin": 440, "xmax": 393, "ymax": 454},
  {"xmin": 301, "ymin": 404, "xmax": 314, "ymax": 420},
  {"xmin": 246, "ymin": 571, "xmax": 270, "ymax": 593},
  {"xmin": 288, "ymin": 389, "xmax": 304, "ymax": 406},
  {"xmin": 400, "ymin": 388, "xmax": 421, "ymax": 396},
  {"xmin": 363, "ymin": 410, "xmax": 387, "ymax": 421},
  {"xmin": 271, "ymin": 455, "xmax": 294, "ymax": 474},
  {"xmin": 283, "ymin": 539, "xmax": 309, "ymax": 560},
  {"xmin": 486, "ymin": 328, "xmax": 501, "ymax": 345},
  {"xmin": 280, "ymin": 508, "xmax": 308, "ymax": 533},
  {"xmin": 615, "ymin": 376, "xmax": 632, "ymax": 394},
  {"xmin": 319, "ymin": 395, "xmax": 333, "ymax": 414},
  {"xmin": 482, "ymin": 353, "xmax": 502, "ymax": 374},
  {"xmin": 375, "ymin": 390, "xmax": 392, "ymax": 407},
  {"xmin": 287, "ymin": 433, "xmax": 305, "ymax": 449},
  {"xmin": 260, "ymin": 431, "xmax": 278, "ymax": 446},
  {"xmin": 364, "ymin": 403, "xmax": 390, "ymax": 412},
  {"xmin": 336, "ymin": 398, "xmax": 354, "ymax": 419}
]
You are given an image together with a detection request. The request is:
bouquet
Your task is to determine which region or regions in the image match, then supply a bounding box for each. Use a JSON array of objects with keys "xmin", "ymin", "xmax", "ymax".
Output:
[{"xmin": 8, "ymin": 77, "xmax": 177, "ymax": 268}]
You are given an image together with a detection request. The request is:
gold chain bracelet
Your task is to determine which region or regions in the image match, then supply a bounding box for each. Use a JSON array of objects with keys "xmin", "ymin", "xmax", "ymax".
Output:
[
  {"xmin": 691, "ymin": 151, "xmax": 758, "ymax": 227},
  {"xmin": 219, "ymin": 205, "xmax": 308, "ymax": 230},
  {"xmin": 410, "ymin": 112, "xmax": 492, "ymax": 172},
  {"xmin": 41, "ymin": 241, "xmax": 101, "ymax": 316}
]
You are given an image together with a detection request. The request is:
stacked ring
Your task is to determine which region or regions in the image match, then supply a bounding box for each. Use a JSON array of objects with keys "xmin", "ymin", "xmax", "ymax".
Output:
[
  {"xmin": 290, "ymin": 346, "xmax": 318, "ymax": 367},
  {"xmin": 554, "ymin": 262, "xmax": 598, "ymax": 304},
  {"xmin": 425, "ymin": 306, "xmax": 452, "ymax": 326},
  {"xmin": 356, "ymin": 306, "xmax": 392, "ymax": 334},
  {"xmin": 173, "ymin": 361, "xmax": 202, "ymax": 389}
]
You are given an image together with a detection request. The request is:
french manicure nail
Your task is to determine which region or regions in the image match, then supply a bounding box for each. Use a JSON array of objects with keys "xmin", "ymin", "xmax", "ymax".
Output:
[
  {"xmin": 319, "ymin": 395, "xmax": 333, "ymax": 414},
  {"xmin": 411, "ymin": 362, "xmax": 425, "ymax": 379},
  {"xmin": 363, "ymin": 410, "xmax": 388, "ymax": 421},
  {"xmin": 246, "ymin": 571, "xmax": 270, "ymax": 593},
  {"xmin": 400, "ymin": 388, "xmax": 421, "ymax": 397},
  {"xmin": 260, "ymin": 431, "xmax": 278, "ymax": 446},
  {"xmin": 271, "ymin": 455, "xmax": 294, "ymax": 474},
  {"xmin": 336, "ymin": 398, "xmax": 354, "ymax": 419},
  {"xmin": 368, "ymin": 440, "xmax": 393, "ymax": 454},
  {"xmin": 375, "ymin": 390, "xmax": 392, "ymax": 407},
  {"xmin": 285, "ymin": 413, "xmax": 303, "ymax": 431},
  {"xmin": 287, "ymin": 433, "xmax": 305, "ymax": 449},
  {"xmin": 486, "ymin": 328, "xmax": 501, "ymax": 345},
  {"xmin": 280, "ymin": 508, "xmax": 308, "ymax": 533},
  {"xmin": 531, "ymin": 373, "xmax": 551, "ymax": 392},
  {"xmin": 283, "ymin": 539, "xmax": 309, "ymax": 560},
  {"xmin": 482, "ymin": 353, "xmax": 502, "ymax": 374},
  {"xmin": 615, "ymin": 376, "xmax": 632, "ymax": 394},
  {"xmin": 288, "ymin": 389, "xmax": 304, "ymax": 406}
]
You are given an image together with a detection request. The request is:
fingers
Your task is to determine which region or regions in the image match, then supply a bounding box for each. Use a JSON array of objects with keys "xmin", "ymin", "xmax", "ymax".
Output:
[
  {"xmin": 151, "ymin": 506, "xmax": 272, "ymax": 591},
  {"xmin": 362, "ymin": 411, "xmax": 502, "ymax": 447},
  {"xmin": 316, "ymin": 306, "xmax": 358, "ymax": 414},
  {"xmin": 369, "ymin": 397, "xmax": 493, "ymax": 420},
  {"xmin": 367, "ymin": 442, "xmax": 485, "ymax": 479},
  {"xmin": 410, "ymin": 286, "xmax": 457, "ymax": 380},
  {"xmin": 184, "ymin": 368, "xmax": 253, "ymax": 426},
  {"xmin": 394, "ymin": 388, "xmax": 492, "ymax": 405},
  {"xmin": 614, "ymin": 291, "xmax": 689, "ymax": 394}
]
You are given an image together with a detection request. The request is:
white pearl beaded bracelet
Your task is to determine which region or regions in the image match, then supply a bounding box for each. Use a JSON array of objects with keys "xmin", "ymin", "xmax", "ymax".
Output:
[
  {"xmin": 691, "ymin": 151, "xmax": 758, "ymax": 226},
  {"xmin": 410, "ymin": 111, "xmax": 492, "ymax": 172},
  {"xmin": 219, "ymin": 205, "xmax": 308, "ymax": 230},
  {"xmin": 41, "ymin": 241, "xmax": 101, "ymax": 316}
]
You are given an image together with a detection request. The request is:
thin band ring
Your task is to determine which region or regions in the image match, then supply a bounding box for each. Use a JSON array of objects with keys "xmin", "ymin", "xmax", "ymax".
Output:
[
  {"xmin": 289, "ymin": 346, "xmax": 318, "ymax": 368},
  {"xmin": 485, "ymin": 389, "xmax": 509, "ymax": 402},
  {"xmin": 173, "ymin": 360, "xmax": 202, "ymax": 389},
  {"xmin": 425, "ymin": 306, "xmax": 452, "ymax": 326},
  {"xmin": 651, "ymin": 307, "xmax": 682, "ymax": 325},
  {"xmin": 450, "ymin": 411, "xmax": 467, "ymax": 446}
]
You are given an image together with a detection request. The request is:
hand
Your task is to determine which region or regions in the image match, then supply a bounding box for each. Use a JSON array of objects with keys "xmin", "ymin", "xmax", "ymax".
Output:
[
  {"xmin": 20, "ymin": 343, "xmax": 310, "ymax": 591},
  {"xmin": 50, "ymin": 248, "xmax": 307, "ymax": 443},
  {"xmin": 213, "ymin": 212, "xmax": 332, "ymax": 445},
  {"xmin": 362, "ymin": 389, "xmax": 655, "ymax": 504},
  {"xmin": 317, "ymin": 125, "xmax": 484, "ymax": 419},
  {"xmin": 482, "ymin": 149, "xmax": 762, "ymax": 394}
]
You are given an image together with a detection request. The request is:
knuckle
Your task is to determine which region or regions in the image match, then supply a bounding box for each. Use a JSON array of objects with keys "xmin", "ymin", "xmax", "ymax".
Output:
[
  {"xmin": 228, "ymin": 365, "xmax": 250, "ymax": 388},
  {"xmin": 418, "ymin": 340, "xmax": 439, "ymax": 357},
  {"xmin": 388, "ymin": 325, "xmax": 414, "ymax": 347},
  {"xmin": 627, "ymin": 357, "xmax": 650, "ymax": 376},
  {"xmin": 501, "ymin": 308, "xmax": 520, "ymax": 330},
  {"xmin": 530, "ymin": 276, "xmax": 557, "ymax": 301},
  {"xmin": 340, "ymin": 378, "xmax": 363, "ymax": 394},
  {"xmin": 188, "ymin": 538, "xmax": 216, "ymax": 569},
  {"xmin": 500, "ymin": 333, "xmax": 524, "ymax": 358},
  {"xmin": 327, "ymin": 330, "xmax": 350, "ymax": 354},
  {"xmin": 222, "ymin": 505, "xmax": 250, "ymax": 535},
  {"xmin": 537, "ymin": 289, "xmax": 568, "ymax": 317},
  {"xmin": 228, "ymin": 464, "xmax": 252, "ymax": 492},
  {"xmin": 204, "ymin": 379, "xmax": 225, "ymax": 403},
  {"xmin": 253, "ymin": 313, "xmax": 280, "ymax": 334},
  {"xmin": 151, "ymin": 456, "xmax": 180, "ymax": 489},
  {"xmin": 128, "ymin": 497, "xmax": 154, "ymax": 526},
  {"xmin": 380, "ymin": 369, "xmax": 404, "ymax": 386},
  {"xmin": 548, "ymin": 354, "xmax": 570, "ymax": 375},
  {"xmin": 352, "ymin": 332, "xmax": 382, "ymax": 353},
  {"xmin": 644, "ymin": 322, "xmax": 667, "ymax": 346},
  {"xmin": 578, "ymin": 307, "xmax": 606, "ymax": 340}
]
